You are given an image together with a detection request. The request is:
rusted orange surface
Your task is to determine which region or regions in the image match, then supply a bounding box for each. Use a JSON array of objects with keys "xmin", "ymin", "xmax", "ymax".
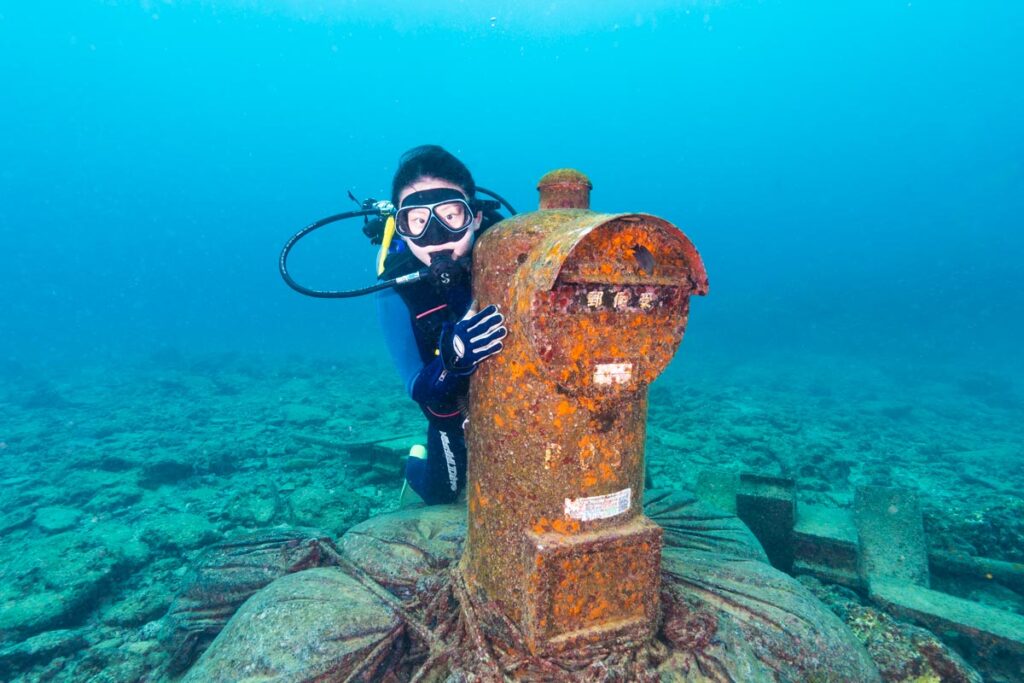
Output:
[
  {"xmin": 537, "ymin": 168, "xmax": 593, "ymax": 210},
  {"xmin": 463, "ymin": 170, "xmax": 707, "ymax": 653},
  {"xmin": 525, "ymin": 517, "xmax": 663, "ymax": 651}
]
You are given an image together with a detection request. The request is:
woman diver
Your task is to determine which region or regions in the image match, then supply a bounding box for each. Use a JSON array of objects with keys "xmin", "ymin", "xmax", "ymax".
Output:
[{"xmin": 376, "ymin": 145, "xmax": 508, "ymax": 505}]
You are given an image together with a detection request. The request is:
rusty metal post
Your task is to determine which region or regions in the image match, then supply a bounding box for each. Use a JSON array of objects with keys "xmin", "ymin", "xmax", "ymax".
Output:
[
  {"xmin": 463, "ymin": 169, "xmax": 709, "ymax": 654},
  {"xmin": 537, "ymin": 168, "xmax": 592, "ymax": 209}
]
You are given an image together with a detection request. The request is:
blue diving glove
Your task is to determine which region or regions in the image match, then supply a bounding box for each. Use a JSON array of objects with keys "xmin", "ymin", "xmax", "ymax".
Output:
[{"xmin": 439, "ymin": 305, "xmax": 506, "ymax": 376}]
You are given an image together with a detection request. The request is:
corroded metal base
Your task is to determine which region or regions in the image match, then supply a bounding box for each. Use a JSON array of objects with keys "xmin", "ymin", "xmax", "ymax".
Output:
[{"xmin": 523, "ymin": 516, "xmax": 663, "ymax": 653}]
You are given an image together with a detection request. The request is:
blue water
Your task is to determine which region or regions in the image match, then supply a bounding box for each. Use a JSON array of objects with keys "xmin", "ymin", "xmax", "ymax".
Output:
[
  {"xmin": 2, "ymin": 1, "xmax": 1021, "ymax": 366},
  {"xmin": 1, "ymin": 2, "xmax": 1023, "ymax": 680}
]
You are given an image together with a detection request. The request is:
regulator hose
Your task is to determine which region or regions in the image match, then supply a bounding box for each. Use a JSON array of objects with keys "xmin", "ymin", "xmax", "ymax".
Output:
[{"xmin": 278, "ymin": 208, "xmax": 428, "ymax": 299}]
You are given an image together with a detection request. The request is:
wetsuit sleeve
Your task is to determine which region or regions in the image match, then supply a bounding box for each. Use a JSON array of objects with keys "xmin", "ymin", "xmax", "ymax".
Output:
[{"xmin": 376, "ymin": 288, "xmax": 423, "ymax": 397}]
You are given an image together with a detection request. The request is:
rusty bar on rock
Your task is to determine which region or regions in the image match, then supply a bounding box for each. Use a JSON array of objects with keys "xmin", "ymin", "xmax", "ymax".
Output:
[{"xmin": 463, "ymin": 169, "xmax": 708, "ymax": 654}]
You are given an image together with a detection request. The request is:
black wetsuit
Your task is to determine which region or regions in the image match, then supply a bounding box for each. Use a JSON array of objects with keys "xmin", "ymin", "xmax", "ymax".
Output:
[{"xmin": 377, "ymin": 244, "xmax": 471, "ymax": 504}]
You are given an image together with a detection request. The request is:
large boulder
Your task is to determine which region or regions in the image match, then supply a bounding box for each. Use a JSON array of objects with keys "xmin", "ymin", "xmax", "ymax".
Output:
[
  {"xmin": 645, "ymin": 489, "xmax": 768, "ymax": 561},
  {"xmin": 647, "ymin": 490, "xmax": 881, "ymax": 682},
  {"xmin": 341, "ymin": 503, "xmax": 466, "ymax": 599},
  {"xmin": 172, "ymin": 493, "xmax": 885, "ymax": 682},
  {"xmin": 659, "ymin": 550, "xmax": 880, "ymax": 682},
  {"xmin": 162, "ymin": 528, "xmax": 336, "ymax": 674},
  {"xmin": 182, "ymin": 568, "xmax": 405, "ymax": 682}
]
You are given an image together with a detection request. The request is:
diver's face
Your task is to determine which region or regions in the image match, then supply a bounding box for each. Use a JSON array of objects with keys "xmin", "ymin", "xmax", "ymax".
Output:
[{"xmin": 398, "ymin": 176, "xmax": 482, "ymax": 266}]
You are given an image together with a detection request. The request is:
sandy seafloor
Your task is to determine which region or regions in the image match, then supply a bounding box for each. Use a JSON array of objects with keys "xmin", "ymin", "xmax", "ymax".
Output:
[{"xmin": 0, "ymin": 347, "xmax": 1021, "ymax": 681}]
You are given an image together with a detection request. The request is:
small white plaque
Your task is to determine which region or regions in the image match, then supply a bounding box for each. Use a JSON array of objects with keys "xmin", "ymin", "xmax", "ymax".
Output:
[
  {"xmin": 594, "ymin": 362, "xmax": 633, "ymax": 385},
  {"xmin": 564, "ymin": 488, "xmax": 632, "ymax": 522}
]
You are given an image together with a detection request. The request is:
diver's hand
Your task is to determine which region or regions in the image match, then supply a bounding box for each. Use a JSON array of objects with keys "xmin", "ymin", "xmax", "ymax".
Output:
[{"xmin": 439, "ymin": 305, "xmax": 506, "ymax": 376}]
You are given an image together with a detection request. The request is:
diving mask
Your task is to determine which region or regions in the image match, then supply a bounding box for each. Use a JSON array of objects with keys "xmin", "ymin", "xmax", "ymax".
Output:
[{"xmin": 395, "ymin": 188, "xmax": 476, "ymax": 246}]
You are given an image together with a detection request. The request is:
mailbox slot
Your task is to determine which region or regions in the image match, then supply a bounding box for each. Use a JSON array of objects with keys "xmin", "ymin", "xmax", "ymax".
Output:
[{"xmin": 528, "ymin": 219, "xmax": 699, "ymax": 397}]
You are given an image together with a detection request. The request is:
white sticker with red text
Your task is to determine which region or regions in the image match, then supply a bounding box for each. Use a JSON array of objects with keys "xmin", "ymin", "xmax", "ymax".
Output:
[{"xmin": 564, "ymin": 488, "xmax": 632, "ymax": 522}]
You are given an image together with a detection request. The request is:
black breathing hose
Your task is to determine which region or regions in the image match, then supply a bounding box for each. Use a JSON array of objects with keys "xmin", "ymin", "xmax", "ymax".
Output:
[{"xmin": 278, "ymin": 208, "xmax": 428, "ymax": 299}]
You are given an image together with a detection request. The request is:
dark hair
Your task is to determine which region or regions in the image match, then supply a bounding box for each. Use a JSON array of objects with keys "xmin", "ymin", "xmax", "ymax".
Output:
[{"xmin": 391, "ymin": 145, "xmax": 476, "ymax": 205}]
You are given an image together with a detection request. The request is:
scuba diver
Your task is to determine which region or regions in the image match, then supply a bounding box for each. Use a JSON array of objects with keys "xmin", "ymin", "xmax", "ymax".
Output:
[
  {"xmin": 278, "ymin": 144, "xmax": 512, "ymax": 505},
  {"xmin": 377, "ymin": 145, "xmax": 507, "ymax": 505}
]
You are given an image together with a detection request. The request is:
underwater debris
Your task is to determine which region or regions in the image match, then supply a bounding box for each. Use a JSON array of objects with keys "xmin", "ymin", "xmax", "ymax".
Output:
[
  {"xmin": 696, "ymin": 469, "xmax": 1024, "ymax": 681},
  {"xmin": 802, "ymin": 577, "xmax": 982, "ymax": 683},
  {"xmin": 169, "ymin": 494, "xmax": 880, "ymax": 681}
]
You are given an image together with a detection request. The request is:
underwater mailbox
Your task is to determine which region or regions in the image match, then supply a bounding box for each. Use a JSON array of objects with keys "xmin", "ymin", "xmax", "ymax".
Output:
[{"xmin": 464, "ymin": 169, "xmax": 709, "ymax": 653}]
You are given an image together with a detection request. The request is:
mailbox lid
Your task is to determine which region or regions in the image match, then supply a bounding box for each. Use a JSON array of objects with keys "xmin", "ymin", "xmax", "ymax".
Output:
[
  {"xmin": 521, "ymin": 213, "xmax": 707, "ymax": 295},
  {"xmin": 526, "ymin": 216, "xmax": 707, "ymax": 395}
]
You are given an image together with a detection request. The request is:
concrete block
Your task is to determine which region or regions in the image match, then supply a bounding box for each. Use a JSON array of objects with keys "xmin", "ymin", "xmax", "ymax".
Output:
[
  {"xmin": 870, "ymin": 578, "xmax": 1024, "ymax": 657},
  {"xmin": 694, "ymin": 469, "xmax": 739, "ymax": 514},
  {"xmin": 736, "ymin": 474, "xmax": 796, "ymax": 572},
  {"xmin": 854, "ymin": 486, "xmax": 929, "ymax": 587},
  {"xmin": 793, "ymin": 503, "xmax": 861, "ymax": 589}
]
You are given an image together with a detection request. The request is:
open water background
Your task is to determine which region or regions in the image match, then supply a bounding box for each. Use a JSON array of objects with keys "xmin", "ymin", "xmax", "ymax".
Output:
[
  {"xmin": 2, "ymin": 1, "xmax": 1021, "ymax": 371},
  {"xmin": 1, "ymin": 4, "xmax": 1023, "ymax": 680}
]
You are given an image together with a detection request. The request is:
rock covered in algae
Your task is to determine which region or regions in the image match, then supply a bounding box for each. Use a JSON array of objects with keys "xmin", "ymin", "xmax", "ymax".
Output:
[
  {"xmin": 644, "ymin": 489, "xmax": 769, "ymax": 562},
  {"xmin": 181, "ymin": 568, "xmax": 404, "ymax": 682},
  {"xmin": 162, "ymin": 527, "xmax": 337, "ymax": 674},
  {"xmin": 648, "ymin": 490, "xmax": 881, "ymax": 682},
  {"xmin": 341, "ymin": 503, "xmax": 466, "ymax": 599},
  {"xmin": 800, "ymin": 576, "xmax": 983, "ymax": 683},
  {"xmin": 175, "ymin": 492, "xmax": 883, "ymax": 682}
]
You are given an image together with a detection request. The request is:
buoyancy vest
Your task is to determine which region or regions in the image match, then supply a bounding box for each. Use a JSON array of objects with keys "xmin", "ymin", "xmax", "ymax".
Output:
[{"xmin": 378, "ymin": 248, "xmax": 471, "ymax": 364}]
